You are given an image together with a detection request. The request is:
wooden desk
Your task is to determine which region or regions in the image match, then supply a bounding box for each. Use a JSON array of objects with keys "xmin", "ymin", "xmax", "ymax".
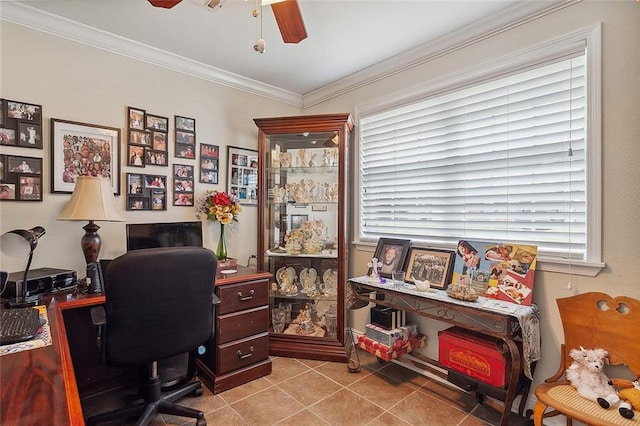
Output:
[
  {"xmin": 0, "ymin": 267, "xmax": 270, "ymax": 425},
  {"xmin": 348, "ymin": 276, "xmax": 540, "ymax": 426},
  {"xmin": 0, "ymin": 291, "xmax": 103, "ymax": 426}
]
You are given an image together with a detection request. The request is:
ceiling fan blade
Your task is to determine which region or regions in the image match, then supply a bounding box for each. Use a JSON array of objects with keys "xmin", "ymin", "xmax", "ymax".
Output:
[
  {"xmin": 271, "ymin": 0, "xmax": 307, "ymax": 44},
  {"xmin": 147, "ymin": 0, "xmax": 183, "ymax": 8}
]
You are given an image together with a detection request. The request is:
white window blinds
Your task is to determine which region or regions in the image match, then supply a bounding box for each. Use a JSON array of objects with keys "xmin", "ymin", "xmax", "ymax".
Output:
[{"xmin": 359, "ymin": 53, "xmax": 586, "ymax": 260}]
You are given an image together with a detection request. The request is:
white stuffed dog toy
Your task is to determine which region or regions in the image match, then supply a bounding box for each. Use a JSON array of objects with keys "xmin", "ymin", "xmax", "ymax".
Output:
[{"xmin": 565, "ymin": 347, "xmax": 616, "ymax": 402}]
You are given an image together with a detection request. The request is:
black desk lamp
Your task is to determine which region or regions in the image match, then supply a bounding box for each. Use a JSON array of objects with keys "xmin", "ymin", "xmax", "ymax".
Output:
[
  {"xmin": 58, "ymin": 176, "xmax": 123, "ymax": 294},
  {"xmin": 0, "ymin": 226, "xmax": 46, "ymax": 308}
]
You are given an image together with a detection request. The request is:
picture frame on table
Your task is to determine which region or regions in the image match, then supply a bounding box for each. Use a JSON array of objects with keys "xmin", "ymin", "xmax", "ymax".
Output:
[
  {"xmin": 227, "ymin": 145, "xmax": 258, "ymax": 205},
  {"xmin": 175, "ymin": 115, "xmax": 195, "ymax": 132},
  {"xmin": 50, "ymin": 118, "xmax": 120, "ymax": 194},
  {"xmin": 403, "ymin": 247, "xmax": 455, "ymax": 289},
  {"xmin": 369, "ymin": 238, "xmax": 411, "ymax": 278},
  {"xmin": 127, "ymin": 107, "xmax": 145, "ymax": 130}
]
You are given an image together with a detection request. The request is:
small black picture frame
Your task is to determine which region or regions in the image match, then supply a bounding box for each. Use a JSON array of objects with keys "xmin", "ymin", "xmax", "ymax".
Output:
[
  {"xmin": 369, "ymin": 238, "xmax": 411, "ymax": 278},
  {"xmin": 17, "ymin": 122, "xmax": 42, "ymax": 148},
  {"xmin": 128, "ymin": 106, "xmax": 146, "ymax": 130},
  {"xmin": 175, "ymin": 115, "xmax": 195, "ymax": 132},
  {"xmin": 126, "ymin": 172, "xmax": 167, "ymax": 211},
  {"xmin": 145, "ymin": 113, "xmax": 168, "ymax": 132},
  {"xmin": 144, "ymin": 149, "xmax": 168, "ymax": 166}
]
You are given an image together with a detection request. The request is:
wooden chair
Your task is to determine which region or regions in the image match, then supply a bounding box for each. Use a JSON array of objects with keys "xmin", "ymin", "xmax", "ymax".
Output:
[{"xmin": 533, "ymin": 292, "xmax": 640, "ymax": 426}]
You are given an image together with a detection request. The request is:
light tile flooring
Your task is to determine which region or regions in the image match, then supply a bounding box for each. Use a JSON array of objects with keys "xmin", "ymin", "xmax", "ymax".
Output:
[{"xmin": 83, "ymin": 349, "xmax": 532, "ymax": 426}]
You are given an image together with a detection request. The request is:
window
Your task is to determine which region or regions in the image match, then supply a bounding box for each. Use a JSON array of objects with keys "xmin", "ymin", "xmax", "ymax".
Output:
[{"xmin": 357, "ymin": 26, "xmax": 602, "ymax": 273}]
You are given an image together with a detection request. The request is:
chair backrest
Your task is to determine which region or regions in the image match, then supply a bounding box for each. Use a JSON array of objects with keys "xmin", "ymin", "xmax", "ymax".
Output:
[
  {"xmin": 103, "ymin": 246, "xmax": 217, "ymax": 366},
  {"xmin": 557, "ymin": 292, "xmax": 640, "ymax": 376}
]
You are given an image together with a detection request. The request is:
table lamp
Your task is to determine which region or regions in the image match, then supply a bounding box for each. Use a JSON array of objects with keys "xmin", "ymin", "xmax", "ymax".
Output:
[
  {"xmin": 58, "ymin": 176, "xmax": 123, "ymax": 294},
  {"xmin": 0, "ymin": 226, "xmax": 46, "ymax": 308}
]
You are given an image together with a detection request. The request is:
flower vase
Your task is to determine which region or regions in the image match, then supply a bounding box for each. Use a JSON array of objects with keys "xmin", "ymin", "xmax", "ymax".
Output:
[{"xmin": 216, "ymin": 224, "xmax": 227, "ymax": 261}]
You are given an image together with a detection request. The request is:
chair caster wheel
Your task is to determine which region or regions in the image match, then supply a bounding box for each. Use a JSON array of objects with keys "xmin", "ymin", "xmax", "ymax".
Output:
[
  {"xmin": 196, "ymin": 418, "xmax": 207, "ymax": 426},
  {"xmin": 193, "ymin": 387, "xmax": 203, "ymax": 397}
]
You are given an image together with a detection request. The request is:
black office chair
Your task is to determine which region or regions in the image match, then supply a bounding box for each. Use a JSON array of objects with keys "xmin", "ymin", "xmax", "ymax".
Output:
[{"xmin": 87, "ymin": 247, "xmax": 218, "ymax": 426}]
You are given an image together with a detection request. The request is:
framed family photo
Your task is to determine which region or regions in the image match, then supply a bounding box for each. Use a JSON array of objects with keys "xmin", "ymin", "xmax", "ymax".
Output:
[
  {"xmin": 50, "ymin": 118, "xmax": 120, "ymax": 194},
  {"xmin": 404, "ymin": 247, "xmax": 455, "ymax": 289},
  {"xmin": 369, "ymin": 238, "xmax": 411, "ymax": 278},
  {"xmin": 1, "ymin": 98, "xmax": 43, "ymax": 150},
  {"xmin": 175, "ymin": 115, "xmax": 195, "ymax": 132}
]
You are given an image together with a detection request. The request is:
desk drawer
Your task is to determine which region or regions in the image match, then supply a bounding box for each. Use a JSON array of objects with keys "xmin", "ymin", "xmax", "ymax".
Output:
[
  {"xmin": 217, "ymin": 305, "xmax": 269, "ymax": 344},
  {"xmin": 217, "ymin": 332, "xmax": 270, "ymax": 375},
  {"xmin": 216, "ymin": 279, "xmax": 268, "ymax": 315}
]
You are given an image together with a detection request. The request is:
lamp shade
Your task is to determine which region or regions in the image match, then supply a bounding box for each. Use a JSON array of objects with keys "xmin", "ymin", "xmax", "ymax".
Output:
[{"xmin": 58, "ymin": 176, "xmax": 123, "ymax": 222}]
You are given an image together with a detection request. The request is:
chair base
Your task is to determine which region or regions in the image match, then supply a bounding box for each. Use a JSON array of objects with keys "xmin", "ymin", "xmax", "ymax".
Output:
[{"xmin": 86, "ymin": 378, "xmax": 206, "ymax": 426}]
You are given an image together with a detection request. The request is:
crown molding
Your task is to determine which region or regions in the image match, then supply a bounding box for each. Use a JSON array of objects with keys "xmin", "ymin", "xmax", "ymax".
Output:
[
  {"xmin": 0, "ymin": 2, "xmax": 303, "ymax": 108},
  {"xmin": 1, "ymin": 1, "xmax": 579, "ymax": 109},
  {"xmin": 302, "ymin": 0, "xmax": 581, "ymax": 108}
]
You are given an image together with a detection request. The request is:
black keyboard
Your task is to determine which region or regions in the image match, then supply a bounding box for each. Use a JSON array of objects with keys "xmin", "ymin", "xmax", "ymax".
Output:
[{"xmin": 0, "ymin": 307, "xmax": 41, "ymax": 345}]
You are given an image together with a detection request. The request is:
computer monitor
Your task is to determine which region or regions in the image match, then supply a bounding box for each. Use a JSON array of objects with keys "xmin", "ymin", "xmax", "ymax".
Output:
[{"xmin": 126, "ymin": 221, "xmax": 203, "ymax": 252}]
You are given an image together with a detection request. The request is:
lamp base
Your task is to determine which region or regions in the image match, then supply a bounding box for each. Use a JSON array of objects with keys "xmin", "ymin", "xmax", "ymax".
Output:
[{"xmin": 3, "ymin": 295, "xmax": 43, "ymax": 309}]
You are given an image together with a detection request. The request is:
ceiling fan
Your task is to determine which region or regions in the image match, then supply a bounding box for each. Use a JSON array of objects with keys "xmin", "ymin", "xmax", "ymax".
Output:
[{"xmin": 147, "ymin": 0, "xmax": 307, "ymax": 44}]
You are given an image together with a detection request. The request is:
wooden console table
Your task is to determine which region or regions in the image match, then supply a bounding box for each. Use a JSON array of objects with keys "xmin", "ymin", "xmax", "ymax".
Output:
[{"xmin": 348, "ymin": 276, "xmax": 540, "ymax": 426}]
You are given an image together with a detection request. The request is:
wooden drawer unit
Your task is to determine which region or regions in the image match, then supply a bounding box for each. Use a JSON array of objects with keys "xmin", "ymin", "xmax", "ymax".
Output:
[
  {"xmin": 196, "ymin": 268, "xmax": 272, "ymax": 394},
  {"xmin": 217, "ymin": 306, "xmax": 269, "ymax": 344},
  {"xmin": 217, "ymin": 333, "xmax": 270, "ymax": 375}
]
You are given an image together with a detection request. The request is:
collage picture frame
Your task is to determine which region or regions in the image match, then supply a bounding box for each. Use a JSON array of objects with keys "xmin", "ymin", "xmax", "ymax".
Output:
[
  {"xmin": 173, "ymin": 163, "xmax": 194, "ymax": 206},
  {"xmin": 0, "ymin": 98, "xmax": 43, "ymax": 149},
  {"xmin": 227, "ymin": 145, "xmax": 258, "ymax": 205},
  {"xmin": 174, "ymin": 115, "xmax": 196, "ymax": 160},
  {"xmin": 127, "ymin": 107, "xmax": 169, "ymax": 168},
  {"xmin": 126, "ymin": 172, "xmax": 167, "ymax": 211},
  {"xmin": 50, "ymin": 118, "xmax": 121, "ymax": 194},
  {"xmin": 0, "ymin": 154, "xmax": 44, "ymax": 201},
  {"xmin": 199, "ymin": 143, "xmax": 219, "ymax": 184}
]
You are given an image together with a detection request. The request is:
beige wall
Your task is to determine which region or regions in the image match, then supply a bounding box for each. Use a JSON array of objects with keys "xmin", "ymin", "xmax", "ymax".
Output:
[
  {"xmin": 1, "ymin": 0, "xmax": 639, "ymax": 415},
  {"xmin": 0, "ymin": 21, "xmax": 299, "ymax": 273},
  {"xmin": 307, "ymin": 0, "xmax": 640, "ymax": 408}
]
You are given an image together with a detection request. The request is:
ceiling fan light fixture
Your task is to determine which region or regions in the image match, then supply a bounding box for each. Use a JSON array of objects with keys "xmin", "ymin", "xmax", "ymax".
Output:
[{"xmin": 254, "ymin": 38, "xmax": 266, "ymax": 53}]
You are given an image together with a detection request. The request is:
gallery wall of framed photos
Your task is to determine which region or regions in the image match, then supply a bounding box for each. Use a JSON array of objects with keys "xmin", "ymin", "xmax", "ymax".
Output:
[{"xmin": 0, "ymin": 99, "xmax": 45, "ymax": 202}]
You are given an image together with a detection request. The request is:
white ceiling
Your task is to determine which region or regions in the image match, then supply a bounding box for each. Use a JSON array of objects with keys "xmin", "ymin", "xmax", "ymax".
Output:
[{"xmin": 1, "ymin": 0, "xmax": 571, "ymax": 106}]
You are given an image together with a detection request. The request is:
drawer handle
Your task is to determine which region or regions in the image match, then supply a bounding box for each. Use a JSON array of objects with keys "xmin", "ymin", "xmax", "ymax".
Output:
[
  {"xmin": 237, "ymin": 346, "xmax": 254, "ymax": 359},
  {"xmin": 237, "ymin": 289, "xmax": 255, "ymax": 301}
]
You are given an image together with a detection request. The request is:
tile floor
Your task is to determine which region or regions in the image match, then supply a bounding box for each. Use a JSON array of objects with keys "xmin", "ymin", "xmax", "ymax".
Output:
[{"xmin": 82, "ymin": 349, "xmax": 532, "ymax": 426}]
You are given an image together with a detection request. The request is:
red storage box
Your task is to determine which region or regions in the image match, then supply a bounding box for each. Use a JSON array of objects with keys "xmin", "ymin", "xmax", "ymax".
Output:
[
  {"xmin": 438, "ymin": 327, "xmax": 510, "ymax": 388},
  {"xmin": 358, "ymin": 333, "xmax": 426, "ymax": 362}
]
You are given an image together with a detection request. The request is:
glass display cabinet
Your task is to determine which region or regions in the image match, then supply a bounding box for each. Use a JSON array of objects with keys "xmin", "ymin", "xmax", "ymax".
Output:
[{"xmin": 254, "ymin": 114, "xmax": 353, "ymax": 361}]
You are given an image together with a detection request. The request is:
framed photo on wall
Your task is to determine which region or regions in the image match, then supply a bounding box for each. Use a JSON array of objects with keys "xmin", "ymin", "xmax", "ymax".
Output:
[
  {"xmin": 199, "ymin": 143, "xmax": 218, "ymax": 184},
  {"xmin": 404, "ymin": 247, "xmax": 455, "ymax": 289},
  {"xmin": 1, "ymin": 155, "xmax": 44, "ymax": 202},
  {"xmin": 227, "ymin": 145, "xmax": 258, "ymax": 205},
  {"xmin": 51, "ymin": 118, "xmax": 120, "ymax": 194},
  {"xmin": 369, "ymin": 238, "xmax": 411, "ymax": 278},
  {"xmin": 1, "ymin": 99, "xmax": 43, "ymax": 150}
]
